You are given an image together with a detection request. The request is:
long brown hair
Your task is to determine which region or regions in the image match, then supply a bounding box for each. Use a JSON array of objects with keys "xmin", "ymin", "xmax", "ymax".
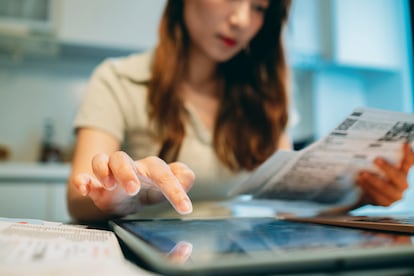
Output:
[{"xmin": 148, "ymin": 0, "xmax": 291, "ymax": 171}]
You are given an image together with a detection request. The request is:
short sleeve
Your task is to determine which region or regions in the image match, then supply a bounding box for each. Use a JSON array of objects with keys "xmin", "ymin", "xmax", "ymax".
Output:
[{"xmin": 74, "ymin": 60, "xmax": 126, "ymax": 142}]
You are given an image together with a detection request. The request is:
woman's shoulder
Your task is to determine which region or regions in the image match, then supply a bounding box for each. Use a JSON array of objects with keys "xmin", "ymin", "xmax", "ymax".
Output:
[{"xmin": 93, "ymin": 50, "xmax": 153, "ymax": 83}]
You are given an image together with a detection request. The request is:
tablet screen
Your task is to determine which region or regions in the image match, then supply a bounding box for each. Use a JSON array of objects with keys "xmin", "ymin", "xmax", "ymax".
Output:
[{"xmin": 116, "ymin": 217, "xmax": 413, "ymax": 265}]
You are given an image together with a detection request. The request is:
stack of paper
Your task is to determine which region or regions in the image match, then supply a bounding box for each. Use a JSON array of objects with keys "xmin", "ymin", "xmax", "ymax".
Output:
[{"xmin": 0, "ymin": 218, "xmax": 154, "ymax": 275}]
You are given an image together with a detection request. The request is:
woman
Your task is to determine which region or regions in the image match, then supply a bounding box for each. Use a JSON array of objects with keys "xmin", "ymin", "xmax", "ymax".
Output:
[{"xmin": 67, "ymin": 0, "xmax": 413, "ymax": 222}]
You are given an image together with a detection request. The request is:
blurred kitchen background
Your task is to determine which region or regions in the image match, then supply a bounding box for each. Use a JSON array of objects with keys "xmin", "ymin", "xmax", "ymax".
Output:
[{"xmin": 0, "ymin": 0, "xmax": 412, "ymax": 222}]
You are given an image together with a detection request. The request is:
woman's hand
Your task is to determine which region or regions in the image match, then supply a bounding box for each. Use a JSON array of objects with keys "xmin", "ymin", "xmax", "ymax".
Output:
[
  {"xmin": 72, "ymin": 151, "xmax": 195, "ymax": 217},
  {"xmin": 356, "ymin": 142, "xmax": 414, "ymax": 206}
]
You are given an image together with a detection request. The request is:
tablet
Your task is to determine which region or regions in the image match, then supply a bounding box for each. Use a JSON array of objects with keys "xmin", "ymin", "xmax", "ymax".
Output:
[{"xmin": 109, "ymin": 217, "xmax": 414, "ymax": 275}]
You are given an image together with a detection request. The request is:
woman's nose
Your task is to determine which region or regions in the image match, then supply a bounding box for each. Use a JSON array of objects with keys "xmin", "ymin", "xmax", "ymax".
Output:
[{"xmin": 229, "ymin": 1, "xmax": 251, "ymax": 28}]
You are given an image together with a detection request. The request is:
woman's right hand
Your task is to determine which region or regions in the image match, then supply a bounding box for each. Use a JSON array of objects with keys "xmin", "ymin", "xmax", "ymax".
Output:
[{"xmin": 73, "ymin": 151, "xmax": 195, "ymax": 217}]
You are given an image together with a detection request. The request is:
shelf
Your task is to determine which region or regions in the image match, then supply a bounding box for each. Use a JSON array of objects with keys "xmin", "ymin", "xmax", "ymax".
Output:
[{"xmin": 290, "ymin": 53, "xmax": 400, "ymax": 75}]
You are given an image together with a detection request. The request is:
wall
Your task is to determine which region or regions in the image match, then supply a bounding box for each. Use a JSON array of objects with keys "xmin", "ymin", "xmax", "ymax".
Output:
[{"xmin": 0, "ymin": 58, "xmax": 96, "ymax": 162}]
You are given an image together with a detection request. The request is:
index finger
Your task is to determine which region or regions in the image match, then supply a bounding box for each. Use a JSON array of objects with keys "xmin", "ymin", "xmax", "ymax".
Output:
[{"xmin": 135, "ymin": 156, "xmax": 193, "ymax": 215}]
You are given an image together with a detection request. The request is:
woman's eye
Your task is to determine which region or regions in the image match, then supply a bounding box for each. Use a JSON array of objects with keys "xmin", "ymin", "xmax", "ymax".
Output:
[{"xmin": 252, "ymin": 4, "xmax": 268, "ymax": 13}]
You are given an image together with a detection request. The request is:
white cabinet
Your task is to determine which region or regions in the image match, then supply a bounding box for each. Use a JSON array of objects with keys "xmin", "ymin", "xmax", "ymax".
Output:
[
  {"xmin": 288, "ymin": 0, "xmax": 408, "ymax": 70},
  {"xmin": 0, "ymin": 163, "xmax": 71, "ymax": 222},
  {"xmin": 0, "ymin": 0, "xmax": 167, "ymax": 55},
  {"xmin": 0, "ymin": 182, "xmax": 70, "ymax": 222},
  {"xmin": 0, "ymin": 0, "xmax": 58, "ymax": 58},
  {"xmin": 0, "ymin": 183, "xmax": 49, "ymax": 220},
  {"xmin": 286, "ymin": 0, "xmax": 328, "ymax": 63},
  {"xmin": 55, "ymin": 0, "xmax": 166, "ymax": 50},
  {"xmin": 331, "ymin": 0, "xmax": 405, "ymax": 69},
  {"xmin": 288, "ymin": 0, "xmax": 412, "ymax": 143}
]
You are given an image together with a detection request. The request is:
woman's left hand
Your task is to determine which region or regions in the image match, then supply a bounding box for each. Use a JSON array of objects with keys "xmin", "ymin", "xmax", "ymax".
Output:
[{"xmin": 356, "ymin": 142, "xmax": 414, "ymax": 206}]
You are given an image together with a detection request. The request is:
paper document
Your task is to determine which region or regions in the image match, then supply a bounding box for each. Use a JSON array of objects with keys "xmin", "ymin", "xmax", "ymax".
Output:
[
  {"xmin": 0, "ymin": 222, "xmax": 122, "ymax": 264},
  {"xmin": 230, "ymin": 107, "xmax": 414, "ymax": 213},
  {"xmin": 0, "ymin": 218, "xmax": 153, "ymax": 275}
]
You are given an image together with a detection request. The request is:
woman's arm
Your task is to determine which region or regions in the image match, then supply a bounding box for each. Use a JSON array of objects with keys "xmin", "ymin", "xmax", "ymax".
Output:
[{"xmin": 278, "ymin": 132, "xmax": 293, "ymax": 150}]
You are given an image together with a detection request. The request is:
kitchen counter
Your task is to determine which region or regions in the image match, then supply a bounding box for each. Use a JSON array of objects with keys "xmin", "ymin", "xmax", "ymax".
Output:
[{"xmin": 0, "ymin": 162, "xmax": 70, "ymax": 182}]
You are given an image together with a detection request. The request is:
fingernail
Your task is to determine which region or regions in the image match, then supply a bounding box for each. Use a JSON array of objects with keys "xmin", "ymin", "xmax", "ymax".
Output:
[
  {"xmin": 126, "ymin": 181, "xmax": 140, "ymax": 196},
  {"xmin": 179, "ymin": 198, "xmax": 193, "ymax": 215},
  {"xmin": 79, "ymin": 185, "xmax": 88, "ymax": 196},
  {"xmin": 103, "ymin": 177, "xmax": 116, "ymax": 190},
  {"xmin": 79, "ymin": 176, "xmax": 89, "ymax": 196}
]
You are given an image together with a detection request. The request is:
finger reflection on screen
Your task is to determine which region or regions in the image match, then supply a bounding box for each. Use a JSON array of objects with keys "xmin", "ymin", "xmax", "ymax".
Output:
[
  {"xmin": 167, "ymin": 241, "xmax": 193, "ymax": 264},
  {"xmin": 372, "ymin": 233, "xmax": 413, "ymax": 246}
]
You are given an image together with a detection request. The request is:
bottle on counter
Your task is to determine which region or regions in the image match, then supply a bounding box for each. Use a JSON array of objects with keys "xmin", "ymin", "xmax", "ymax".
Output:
[
  {"xmin": 0, "ymin": 144, "xmax": 10, "ymax": 161},
  {"xmin": 39, "ymin": 119, "xmax": 63, "ymax": 163}
]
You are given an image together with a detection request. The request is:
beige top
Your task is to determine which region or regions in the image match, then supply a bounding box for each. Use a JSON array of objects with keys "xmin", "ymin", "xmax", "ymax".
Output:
[{"xmin": 74, "ymin": 51, "xmax": 249, "ymax": 201}]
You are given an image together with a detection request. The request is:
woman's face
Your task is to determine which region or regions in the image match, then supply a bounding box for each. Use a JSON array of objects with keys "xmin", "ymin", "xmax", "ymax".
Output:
[{"xmin": 183, "ymin": 0, "xmax": 269, "ymax": 63}]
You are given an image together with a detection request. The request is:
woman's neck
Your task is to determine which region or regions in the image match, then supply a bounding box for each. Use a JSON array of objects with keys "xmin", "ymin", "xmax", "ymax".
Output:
[
  {"xmin": 184, "ymin": 48, "xmax": 220, "ymax": 97},
  {"xmin": 181, "ymin": 48, "xmax": 222, "ymax": 130}
]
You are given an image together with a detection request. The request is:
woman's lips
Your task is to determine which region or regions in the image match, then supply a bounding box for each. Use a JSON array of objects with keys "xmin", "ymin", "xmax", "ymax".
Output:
[{"xmin": 219, "ymin": 35, "xmax": 237, "ymax": 47}]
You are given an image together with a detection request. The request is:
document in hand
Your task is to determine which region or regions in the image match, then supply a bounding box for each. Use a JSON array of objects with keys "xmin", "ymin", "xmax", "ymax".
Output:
[{"xmin": 230, "ymin": 107, "xmax": 414, "ymax": 214}]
